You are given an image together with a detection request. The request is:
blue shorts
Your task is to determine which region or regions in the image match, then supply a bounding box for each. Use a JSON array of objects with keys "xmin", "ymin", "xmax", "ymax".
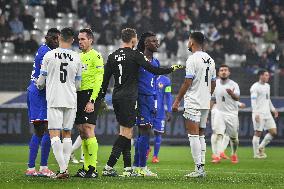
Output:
[
  {"xmin": 136, "ymin": 95, "xmax": 156, "ymax": 127},
  {"xmin": 153, "ymin": 118, "xmax": 165, "ymax": 133},
  {"xmin": 27, "ymin": 90, "xmax": 47, "ymax": 123}
]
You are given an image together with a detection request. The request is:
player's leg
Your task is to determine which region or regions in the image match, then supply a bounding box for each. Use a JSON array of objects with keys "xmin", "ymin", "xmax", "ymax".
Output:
[
  {"xmin": 183, "ymin": 109, "xmax": 205, "ymax": 178},
  {"xmin": 199, "ymin": 110, "xmax": 209, "ymax": 166},
  {"xmin": 220, "ymin": 134, "xmax": 230, "ymax": 159},
  {"xmin": 70, "ymin": 135, "xmax": 82, "ymax": 164},
  {"xmin": 133, "ymin": 136, "xmax": 140, "ymax": 168},
  {"xmin": 152, "ymin": 119, "xmax": 165, "ymax": 163},
  {"xmin": 48, "ymin": 108, "xmax": 68, "ymax": 179},
  {"xmin": 259, "ymin": 118, "xmax": 277, "ymax": 157},
  {"xmin": 252, "ymin": 113, "xmax": 264, "ymax": 158},
  {"xmin": 227, "ymin": 115, "xmax": 239, "ymax": 163},
  {"xmin": 212, "ymin": 111, "xmax": 225, "ymax": 163},
  {"xmin": 210, "ymin": 109, "xmax": 218, "ymax": 159},
  {"xmin": 103, "ymin": 99, "xmax": 134, "ymax": 177}
]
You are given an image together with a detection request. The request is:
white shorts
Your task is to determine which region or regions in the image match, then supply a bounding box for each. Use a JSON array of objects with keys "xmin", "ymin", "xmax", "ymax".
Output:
[
  {"xmin": 47, "ymin": 107, "xmax": 76, "ymax": 131},
  {"xmin": 252, "ymin": 113, "xmax": 276, "ymax": 131},
  {"xmin": 213, "ymin": 111, "xmax": 239, "ymax": 138},
  {"xmin": 183, "ymin": 108, "xmax": 209, "ymax": 129}
]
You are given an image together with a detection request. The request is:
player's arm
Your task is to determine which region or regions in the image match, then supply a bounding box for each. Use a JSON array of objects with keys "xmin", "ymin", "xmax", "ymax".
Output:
[
  {"xmin": 211, "ymin": 66, "xmax": 216, "ymax": 95},
  {"xmin": 97, "ymin": 56, "xmax": 112, "ymax": 101},
  {"xmin": 172, "ymin": 78, "xmax": 193, "ymax": 112},
  {"xmin": 226, "ymin": 83, "xmax": 240, "ymax": 101},
  {"xmin": 90, "ymin": 53, "xmax": 104, "ymax": 102},
  {"xmin": 75, "ymin": 58, "xmax": 82, "ymax": 91},
  {"xmin": 135, "ymin": 51, "xmax": 183, "ymax": 74},
  {"xmin": 36, "ymin": 52, "xmax": 49, "ymax": 90},
  {"xmin": 237, "ymin": 101, "xmax": 246, "ymax": 109},
  {"xmin": 165, "ymin": 82, "xmax": 173, "ymax": 121},
  {"xmin": 250, "ymin": 85, "xmax": 260, "ymax": 122},
  {"xmin": 269, "ymin": 99, "xmax": 278, "ymax": 118}
]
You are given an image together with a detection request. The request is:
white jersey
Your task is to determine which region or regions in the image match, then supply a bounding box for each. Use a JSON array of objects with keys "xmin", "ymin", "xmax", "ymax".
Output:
[
  {"xmin": 250, "ymin": 82, "xmax": 275, "ymax": 118},
  {"xmin": 41, "ymin": 48, "xmax": 82, "ymax": 108},
  {"xmin": 184, "ymin": 51, "xmax": 216, "ymax": 110},
  {"xmin": 214, "ymin": 78, "xmax": 240, "ymax": 116}
]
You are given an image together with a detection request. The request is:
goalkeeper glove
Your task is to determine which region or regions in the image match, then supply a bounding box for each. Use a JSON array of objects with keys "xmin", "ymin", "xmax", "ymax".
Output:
[{"xmin": 171, "ymin": 65, "xmax": 185, "ymax": 71}]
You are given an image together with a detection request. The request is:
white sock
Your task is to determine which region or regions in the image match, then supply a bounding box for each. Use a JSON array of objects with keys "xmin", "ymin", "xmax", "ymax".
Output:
[
  {"xmin": 252, "ymin": 136, "xmax": 260, "ymax": 156},
  {"xmin": 63, "ymin": 138, "xmax": 72, "ymax": 167},
  {"xmin": 39, "ymin": 166, "xmax": 47, "ymax": 171},
  {"xmin": 211, "ymin": 133, "xmax": 217, "ymax": 155},
  {"xmin": 188, "ymin": 134, "xmax": 202, "ymax": 165},
  {"xmin": 105, "ymin": 165, "xmax": 113, "ymax": 170},
  {"xmin": 51, "ymin": 136, "xmax": 66, "ymax": 173},
  {"xmin": 72, "ymin": 135, "xmax": 82, "ymax": 152},
  {"xmin": 216, "ymin": 134, "xmax": 223, "ymax": 156},
  {"xmin": 259, "ymin": 133, "xmax": 273, "ymax": 149},
  {"xmin": 222, "ymin": 135, "xmax": 230, "ymax": 153},
  {"xmin": 199, "ymin": 135, "xmax": 206, "ymax": 164}
]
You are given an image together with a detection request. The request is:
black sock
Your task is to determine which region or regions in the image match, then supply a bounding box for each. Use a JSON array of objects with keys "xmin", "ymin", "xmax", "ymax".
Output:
[
  {"xmin": 122, "ymin": 138, "xmax": 132, "ymax": 168},
  {"xmin": 107, "ymin": 135, "xmax": 127, "ymax": 168}
]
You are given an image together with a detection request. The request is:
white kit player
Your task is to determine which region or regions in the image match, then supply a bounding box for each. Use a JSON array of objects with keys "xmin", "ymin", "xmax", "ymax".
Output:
[
  {"xmin": 251, "ymin": 70, "xmax": 278, "ymax": 159},
  {"xmin": 37, "ymin": 28, "xmax": 82, "ymax": 179},
  {"xmin": 210, "ymin": 65, "xmax": 241, "ymax": 164},
  {"xmin": 173, "ymin": 32, "xmax": 216, "ymax": 178}
]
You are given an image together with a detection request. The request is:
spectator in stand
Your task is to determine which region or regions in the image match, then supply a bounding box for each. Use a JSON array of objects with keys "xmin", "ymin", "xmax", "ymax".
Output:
[
  {"xmin": 20, "ymin": 9, "xmax": 35, "ymax": 31},
  {"xmin": 77, "ymin": 0, "xmax": 88, "ymax": 19},
  {"xmin": 161, "ymin": 31, "xmax": 178, "ymax": 59},
  {"xmin": 266, "ymin": 46, "xmax": 277, "ymax": 71},
  {"xmin": 57, "ymin": 0, "xmax": 74, "ymax": 13},
  {"xmin": 209, "ymin": 42, "xmax": 225, "ymax": 67},
  {"xmin": 264, "ymin": 24, "xmax": 278, "ymax": 43},
  {"xmin": 44, "ymin": 0, "xmax": 58, "ymax": 19},
  {"xmin": 259, "ymin": 52, "xmax": 269, "ymax": 70},
  {"xmin": 199, "ymin": 0, "xmax": 212, "ymax": 24},
  {"xmin": 25, "ymin": 34, "xmax": 38, "ymax": 54},
  {"xmin": 279, "ymin": 49, "xmax": 284, "ymax": 73},
  {"xmin": 101, "ymin": 0, "xmax": 114, "ymax": 18},
  {"xmin": 219, "ymin": 19, "xmax": 233, "ymax": 37},
  {"xmin": 0, "ymin": 14, "xmax": 11, "ymax": 42},
  {"xmin": 245, "ymin": 42, "xmax": 260, "ymax": 68},
  {"xmin": 252, "ymin": 15, "xmax": 268, "ymax": 37},
  {"xmin": 86, "ymin": 3, "xmax": 103, "ymax": 33},
  {"xmin": 207, "ymin": 25, "xmax": 220, "ymax": 42},
  {"xmin": 9, "ymin": 15, "xmax": 24, "ymax": 40}
]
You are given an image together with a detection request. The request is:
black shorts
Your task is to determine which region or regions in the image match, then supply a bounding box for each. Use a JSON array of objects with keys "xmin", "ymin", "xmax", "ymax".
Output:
[
  {"xmin": 75, "ymin": 90, "xmax": 101, "ymax": 125},
  {"xmin": 112, "ymin": 98, "xmax": 137, "ymax": 128}
]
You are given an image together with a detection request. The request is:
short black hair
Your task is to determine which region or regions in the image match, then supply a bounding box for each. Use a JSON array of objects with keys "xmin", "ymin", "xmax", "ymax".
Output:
[
  {"xmin": 60, "ymin": 27, "xmax": 74, "ymax": 42},
  {"xmin": 121, "ymin": 28, "xmax": 137, "ymax": 43},
  {"xmin": 218, "ymin": 64, "xmax": 230, "ymax": 71},
  {"xmin": 46, "ymin": 28, "xmax": 60, "ymax": 37},
  {"xmin": 257, "ymin": 69, "xmax": 268, "ymax": 77},
  {"xmin": 190, "ymin": 32, "xmax": 205, "ymax": 45},
  {"xmin": 137, "ymin": 31, "xmax": 156, "ymax": 52},
  {"xmin": 79, "ymin": 28, "xmax": 94, "ymax": 42}
]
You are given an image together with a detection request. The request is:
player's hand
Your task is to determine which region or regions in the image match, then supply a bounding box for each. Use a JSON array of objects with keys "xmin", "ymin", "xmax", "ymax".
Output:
[
  {"xmin": 239, "ymin": 102, "xmax": 246, "ymax": 109},
  {"xmin": 85, "ymin": 102, "xmax": 94, "ymax": 113},
  {"xmin": 166, "ymin": 111, "xmax": 172, "ymax": 122},
  {"xmin": 171, "ymin": 65, "xmax": 185, "ymax": 71},
  {"xmin": 172, "ymin": 100, "xmax": 180, "ymax": 112},
  {"xmin": 226, "ymin": 88, "xmax": 234, "ymax": 96},
  {"xmin": 273, "ymin": 110, "xmax": 279, "ymax": 118},
  {"xmin": 255, "ymin": 114, "xmax": 260, "ymax": 123}
]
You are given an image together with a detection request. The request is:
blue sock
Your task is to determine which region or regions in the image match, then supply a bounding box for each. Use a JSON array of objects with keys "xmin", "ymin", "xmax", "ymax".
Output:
[
  {"xmin": 138, "ymin": 135, "xmax": 149, "ymax": 167},
  {"xmin": 154, "ymin": 134, "xmax": 162, "ymax": 157},
  {"xmin": 40, "ymin": 133, "xmax": 51, "ymax": 166},
  {"xmin": 28, "ymin": 134, "xmax": 42, "ymax": 168},
  {"xmin": 133, "ymin": 137, "xmax": 140, "ymax": 167}
]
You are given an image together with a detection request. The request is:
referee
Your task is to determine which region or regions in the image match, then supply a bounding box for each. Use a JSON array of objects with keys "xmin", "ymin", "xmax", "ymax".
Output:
[
  {"xmin": 74, "ymin": 28, "xmax": 104, "ymax": 178},
  {"xmin": 98, "ymin": 28, "xmax": 183, "ymax": 177}
]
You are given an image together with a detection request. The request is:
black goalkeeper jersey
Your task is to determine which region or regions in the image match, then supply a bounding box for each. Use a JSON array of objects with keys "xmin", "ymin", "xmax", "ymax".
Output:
[{"xmin": 99, "ymin": 47, "xmax": 173, "ymax": 100}]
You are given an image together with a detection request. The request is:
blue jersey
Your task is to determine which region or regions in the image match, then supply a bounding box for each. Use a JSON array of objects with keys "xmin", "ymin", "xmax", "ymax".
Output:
[
  {"xmin": 156, "ymin": 75, "xmax": 172, "ymax": 119},
  {"xmin": 27, "ymin": 44, "xmax": 51, "ymax": 95},
  {"xmin": 138, "ymin": 58, "xmax": 160, "ymax": 95}
]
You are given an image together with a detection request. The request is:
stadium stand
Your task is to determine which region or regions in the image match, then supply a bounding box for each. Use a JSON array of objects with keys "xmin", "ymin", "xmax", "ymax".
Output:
[{"xmin": 0, "ymin": 0, "xmax": 283, "ymax": 96}]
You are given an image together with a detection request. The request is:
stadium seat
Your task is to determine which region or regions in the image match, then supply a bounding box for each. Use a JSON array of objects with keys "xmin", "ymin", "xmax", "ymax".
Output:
[
  {"xmin": 0, "ymin": 55, "xmax": 12, "ymax": 63},
  {"xmin": 3, "ymin": 42, "xmax": 15, "ymax": 51},
  {"xmin": 12, "ymin": 55, "xmax": 24, "ymax": 63},
  {"xmin": 23, "ymin": 55, "xmax": 34, "ymax": 63}
]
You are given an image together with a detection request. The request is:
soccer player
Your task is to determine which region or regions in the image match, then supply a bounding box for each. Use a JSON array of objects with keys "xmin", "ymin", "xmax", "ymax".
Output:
[
  {"xmin": 152, "ymin": 75, "xmax": 172, "ymax": 163},
  {"xmin": 172, "ymin": 32, "xmax": 216, "ymax": 178},
  {"xmin": 26, "ymin": 28, "xmax": 60, "ymax": 177},
  {"xmin": 210, "ymin": 64, "xmax": 241, "ymax": 164},
  {"xmin": 73, "ymin": 28, "xmax": 104, "ymax": 178},
  {"xmin": 133, "ymin": 32, "xmax": 164, "ymax": 177},
  {"xmin": 37, "ymin": 27, "xmax": 82, "ymax": 179},
  {"xmin": 251, "ymin": 70, "xmax": 278, "ymax": 159},
  {"xmin": 98, "ymin": 28, "xmax": 183, "ymax": 177}
]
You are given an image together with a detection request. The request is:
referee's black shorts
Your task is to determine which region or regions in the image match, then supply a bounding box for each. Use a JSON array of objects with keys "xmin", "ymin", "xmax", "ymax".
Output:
[
  {"xmin": 112, "ymin": 98, "xmax": 137, "ymax": 128},
  {"xmin": 75, "ymin": 89, "xmax": 101, "ymax": 125}
]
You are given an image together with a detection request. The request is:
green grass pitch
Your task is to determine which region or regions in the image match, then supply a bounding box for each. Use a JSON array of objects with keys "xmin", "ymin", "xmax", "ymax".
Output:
[{"xmin": 0, "ymin": 145, "xmax": 284, "ymax": 189}]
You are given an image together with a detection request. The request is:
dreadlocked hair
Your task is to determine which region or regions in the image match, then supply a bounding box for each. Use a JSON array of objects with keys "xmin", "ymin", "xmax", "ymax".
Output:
[{"xmin": 137, "ymin": 31, "xmax": 156, "ymax": 53}]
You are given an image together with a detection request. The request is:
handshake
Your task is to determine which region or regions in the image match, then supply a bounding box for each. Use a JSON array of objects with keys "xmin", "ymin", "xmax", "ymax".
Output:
[{"xmin": 171, "ymin": 65, "xmax": 185, "ymax": 71}]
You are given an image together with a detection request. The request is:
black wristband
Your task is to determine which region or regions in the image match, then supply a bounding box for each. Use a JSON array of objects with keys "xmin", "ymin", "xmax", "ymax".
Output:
[{"xmin": 89, "ymin": 99, "xmax": 95, "ymax": 103}]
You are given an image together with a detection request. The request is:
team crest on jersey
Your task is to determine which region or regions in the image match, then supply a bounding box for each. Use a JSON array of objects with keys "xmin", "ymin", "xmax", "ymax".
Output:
[{"xmin": 158, "ymin": 82, "xmax": 164, "ymax": 89}]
